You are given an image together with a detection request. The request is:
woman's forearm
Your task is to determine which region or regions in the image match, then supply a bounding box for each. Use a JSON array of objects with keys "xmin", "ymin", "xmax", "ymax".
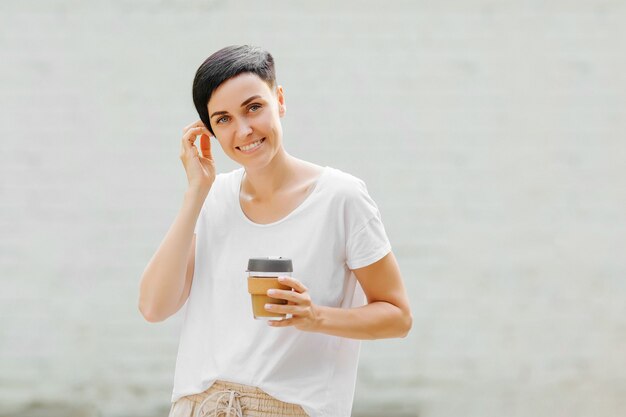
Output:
[
  {"xmin": 313, "ymin": 301, "xmax": 412, "ymax": 340},
  {"xmin": 138, "ymin": 188, "xmax": 207, "ymax": 322}
]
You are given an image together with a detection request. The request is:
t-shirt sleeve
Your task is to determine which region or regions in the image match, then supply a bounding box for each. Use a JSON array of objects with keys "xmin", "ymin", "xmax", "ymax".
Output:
[{"xmin": 345, "ymin": 179, "xmax": 392, "ymax": 270}]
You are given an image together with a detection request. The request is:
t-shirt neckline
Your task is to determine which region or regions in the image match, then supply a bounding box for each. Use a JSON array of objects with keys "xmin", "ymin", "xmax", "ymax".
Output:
[{"xmin": 236, "ymin": 165, "xmax": 330, "ymax": 227}]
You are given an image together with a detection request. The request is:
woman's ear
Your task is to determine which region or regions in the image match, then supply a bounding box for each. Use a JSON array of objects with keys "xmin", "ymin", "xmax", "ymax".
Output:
[{"xmin": 276, "ymin": 85, "xmax": 286, "ymax": 116}]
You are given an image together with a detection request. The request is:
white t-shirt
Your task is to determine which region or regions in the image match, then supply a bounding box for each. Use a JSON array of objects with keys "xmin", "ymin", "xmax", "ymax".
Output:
[{"xmin": 171, "ymin": 165, "xmax": 392, "ymax": 417}]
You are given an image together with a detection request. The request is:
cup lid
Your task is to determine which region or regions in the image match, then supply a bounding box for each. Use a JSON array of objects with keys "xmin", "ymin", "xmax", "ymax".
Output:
[{"xmin": 247, "ymin": 256, "xmax": 293, "ymax": 273}]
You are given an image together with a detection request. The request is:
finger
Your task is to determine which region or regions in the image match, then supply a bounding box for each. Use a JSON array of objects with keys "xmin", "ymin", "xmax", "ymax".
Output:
[
  {"xmin": 265, "ymin": 303, "xmax": 306, "ymax": 315},
  {"xmin": 267, "ymin": 289, "xmax": 301, "ymax": 303},
  {"xmin": 278, "ymin": 276, "xmax": 308, "ymax": 293},
  {"xmin": 182, "ymin": 127, "xmax": 198, "ymax": 147},
  {"xmin": 183, "ymin": 126, "xmax": 209, "ymax": 143},
  {"xmin": 268, "ymin": 318, "xmax": 294, "ymax": 327},
  {"xmin": 182, "ymin": 127, "xmax": 210, "ymax": 155},
  {"xmin": 181, "ymin": 130, "xmax": 200, "ymax": 158},
  {"xmin": 199, "ymin": 132, "xmax": 213, "ymax": 160},
  {"xmin": 180, "ymin": 130, "xmax": 195, "ymax": 155},
  {"xmin": 182, "ymin": 119, "xmax": 207, "ymax": 134}
]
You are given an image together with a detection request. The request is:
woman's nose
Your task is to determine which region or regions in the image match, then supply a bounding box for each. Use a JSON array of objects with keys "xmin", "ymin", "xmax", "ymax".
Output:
[{"xmin": 235, "ymin": 120, "xmax": 253, "ymax": 139}]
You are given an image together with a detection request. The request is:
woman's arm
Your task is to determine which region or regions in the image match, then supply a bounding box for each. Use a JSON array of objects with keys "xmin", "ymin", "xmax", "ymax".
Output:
[
  {"xmin": 265, "ymin": 251, "xmax": 413, "ymax": 340},
  {"xmin": 138, "ymin": 188, "xmax": 207, "ymax": 322}
]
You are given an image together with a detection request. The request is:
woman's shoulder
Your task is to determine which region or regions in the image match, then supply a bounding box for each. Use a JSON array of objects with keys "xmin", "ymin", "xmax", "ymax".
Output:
[
  {"xmin": 321, "ymin": 166, "xmax": 371, "ymax": 203},
  {"xmin": 322, "ymin": 166, "xmax": 381, "ymax": 222},
  {"xmin": 324, "ymin": 166, "xmax": 367, "ymax": 189}
]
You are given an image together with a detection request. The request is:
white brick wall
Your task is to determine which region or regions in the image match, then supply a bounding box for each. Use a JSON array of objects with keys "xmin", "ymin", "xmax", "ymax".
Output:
[{"xmin": 1, "ymin": 1, "xmax": 624, "ymax": 416}]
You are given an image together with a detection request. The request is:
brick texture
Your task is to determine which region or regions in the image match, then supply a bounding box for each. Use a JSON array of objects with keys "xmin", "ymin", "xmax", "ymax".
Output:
[{"xmin": 1, "ymin": 1, "xmax": 625, "ymax": 416}]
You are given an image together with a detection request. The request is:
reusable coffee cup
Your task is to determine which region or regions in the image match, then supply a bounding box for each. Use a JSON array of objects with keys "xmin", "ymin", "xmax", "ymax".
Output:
[{"xmin": 247, "ymin": 257, "xmax": 293, "ymax": 320}]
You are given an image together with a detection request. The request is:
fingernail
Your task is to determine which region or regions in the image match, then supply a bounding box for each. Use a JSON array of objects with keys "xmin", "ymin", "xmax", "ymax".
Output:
[
  {"xmin": 267, "ymin": 289, "xmax": 276, "ymax": 295},
  {"xmin": 265, "ymin": 304, "xmax": 272, "ymax": 309},
  {"xmin": 278, "ymin": 277, "xmax": 286, "ymax": 281}
]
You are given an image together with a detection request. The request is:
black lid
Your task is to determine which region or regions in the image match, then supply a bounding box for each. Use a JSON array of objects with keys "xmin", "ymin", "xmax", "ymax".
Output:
[{"xmin": 247, "ymin": 257, "xmax": 293, "ymax": 273}]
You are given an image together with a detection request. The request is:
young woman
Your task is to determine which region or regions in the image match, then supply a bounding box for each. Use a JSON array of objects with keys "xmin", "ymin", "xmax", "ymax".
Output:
[{"xmin": 139, "ymin": 45, "xmax": 412, "ymax": 417}]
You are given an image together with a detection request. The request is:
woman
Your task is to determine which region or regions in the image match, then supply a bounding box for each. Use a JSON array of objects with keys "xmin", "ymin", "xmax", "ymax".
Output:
[{"xmin": 138, "ymin": 45, "xmax": 413, "ymax": 417}]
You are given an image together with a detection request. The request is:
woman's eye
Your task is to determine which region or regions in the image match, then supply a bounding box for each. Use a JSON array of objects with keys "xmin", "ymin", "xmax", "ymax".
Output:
[
  {"xmin": 216, "ymin": 116, "xmax": 229, "ymax": 124},
  {"xmin": 249, "ymin": 104, "xmax": 261, "ymax": 112}
]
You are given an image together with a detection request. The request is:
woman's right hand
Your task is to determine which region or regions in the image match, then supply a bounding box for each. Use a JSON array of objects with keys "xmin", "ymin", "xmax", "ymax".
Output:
[{"xmin": 180, "ymin": 120, "xmax": 216, "ymax": 192}]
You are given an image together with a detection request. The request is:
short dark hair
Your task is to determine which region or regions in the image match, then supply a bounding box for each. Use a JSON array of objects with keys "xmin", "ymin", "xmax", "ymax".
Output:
[{"xmin": 192, "ymin": 45, "xmax": 276, "ymax": 135}]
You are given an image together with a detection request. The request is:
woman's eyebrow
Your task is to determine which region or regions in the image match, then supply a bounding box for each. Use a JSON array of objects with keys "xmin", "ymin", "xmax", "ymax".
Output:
[{"xmin": 210, "ymin": 95, "xmax": 262, "ymax": 119}]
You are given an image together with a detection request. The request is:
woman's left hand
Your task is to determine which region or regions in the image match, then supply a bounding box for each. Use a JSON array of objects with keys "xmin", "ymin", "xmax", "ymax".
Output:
[{"xmin": 265, "ymin": 276, "xmax": 320, "ymax": 332}]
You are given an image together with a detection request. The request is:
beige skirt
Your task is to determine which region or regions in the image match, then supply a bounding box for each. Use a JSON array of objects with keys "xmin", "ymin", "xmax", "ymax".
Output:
[{"xmin": 168, "ymin": 380, "xmax": 309, "ymax": 417}]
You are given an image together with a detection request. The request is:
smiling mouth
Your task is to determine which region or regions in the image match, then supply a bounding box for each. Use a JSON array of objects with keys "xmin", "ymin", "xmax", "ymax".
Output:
[{"xmin": 237, "ymin": 138, "xmax": 266, "ymax": 152}]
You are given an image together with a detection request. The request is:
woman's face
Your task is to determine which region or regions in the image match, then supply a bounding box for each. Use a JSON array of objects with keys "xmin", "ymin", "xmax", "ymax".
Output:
[{"xmin": 207, "ymin": 72, "xmax": 286, "ymax": 169}]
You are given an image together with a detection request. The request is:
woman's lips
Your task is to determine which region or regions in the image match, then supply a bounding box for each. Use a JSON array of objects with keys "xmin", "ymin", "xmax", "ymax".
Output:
[{"xmin": 237, "ymin": 138, "xmax": 266, "ymax": 154}]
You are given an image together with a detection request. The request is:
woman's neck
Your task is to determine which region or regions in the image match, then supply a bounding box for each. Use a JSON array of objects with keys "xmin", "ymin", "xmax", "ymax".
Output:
[{"xmin": 240, "ymin": 151, "xmax": 301, "ymax": 203}]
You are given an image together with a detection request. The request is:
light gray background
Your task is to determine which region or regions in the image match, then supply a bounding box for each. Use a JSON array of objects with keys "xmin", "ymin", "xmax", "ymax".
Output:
[{"xmin": 1, "ymin": 1, "xmax": 625, "ymax": 416}]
